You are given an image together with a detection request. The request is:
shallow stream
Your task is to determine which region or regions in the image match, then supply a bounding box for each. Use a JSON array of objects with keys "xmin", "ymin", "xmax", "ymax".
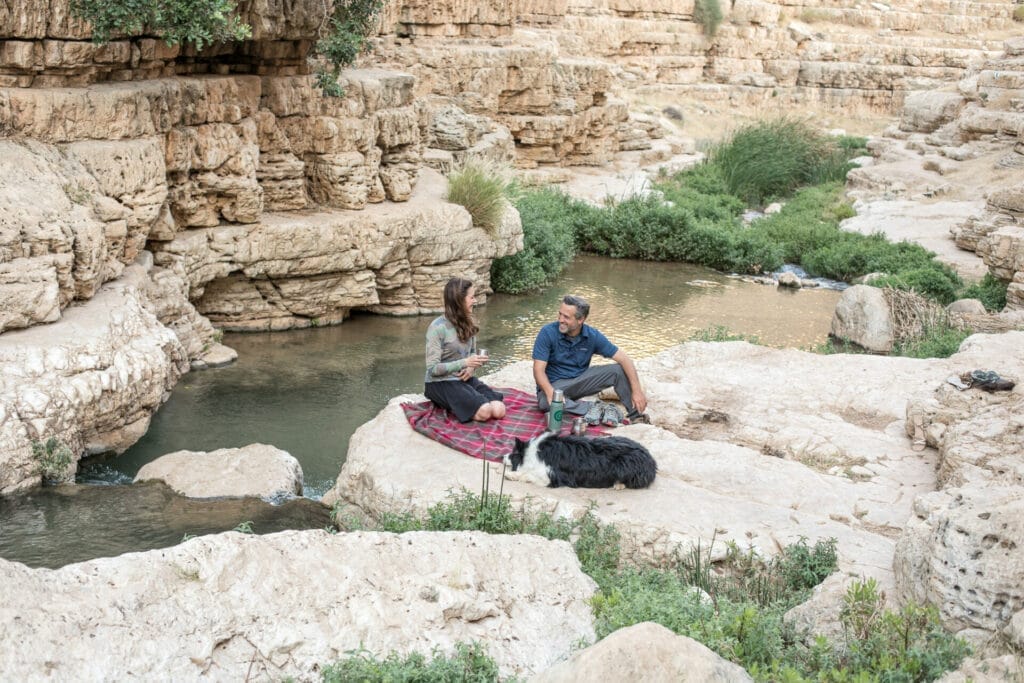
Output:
[{"xmin": 0, "ymin": 255, "xmax": 840, "ymax": 568}]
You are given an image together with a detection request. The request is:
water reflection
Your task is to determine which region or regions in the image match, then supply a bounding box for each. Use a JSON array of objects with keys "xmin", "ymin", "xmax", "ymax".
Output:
[{"xmin": 0, "ymin": 481, "xmax": 331, "ymax": 569}]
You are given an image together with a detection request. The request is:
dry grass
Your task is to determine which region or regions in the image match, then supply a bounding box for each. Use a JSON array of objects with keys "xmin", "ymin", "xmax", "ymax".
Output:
[{"xmin": 883, "ymin": 287, "xmax": 947, "ymax": 343}]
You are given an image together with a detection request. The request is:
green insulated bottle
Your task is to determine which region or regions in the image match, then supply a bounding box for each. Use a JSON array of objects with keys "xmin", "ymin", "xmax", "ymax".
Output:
[{"xmin": 547, "ymin": 389, "xmax": 564, "ymax": 432}]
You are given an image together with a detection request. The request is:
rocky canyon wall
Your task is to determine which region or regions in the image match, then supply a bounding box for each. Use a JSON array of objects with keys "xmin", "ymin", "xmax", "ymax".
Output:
[{"xmin": 0, "ymin": 0, "xmax": 1019, "ymax": 487}]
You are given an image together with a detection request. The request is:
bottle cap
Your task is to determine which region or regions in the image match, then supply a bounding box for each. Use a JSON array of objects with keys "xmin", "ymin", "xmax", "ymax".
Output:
[{"xmin": 552, "ymin": 389, "xmax": 564, "ymax": 402}]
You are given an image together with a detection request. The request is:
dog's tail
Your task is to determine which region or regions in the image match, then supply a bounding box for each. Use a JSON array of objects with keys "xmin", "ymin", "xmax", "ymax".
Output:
[{"xmin": 624, "ymin": 453, "xmax": 658, "ymax": 489}]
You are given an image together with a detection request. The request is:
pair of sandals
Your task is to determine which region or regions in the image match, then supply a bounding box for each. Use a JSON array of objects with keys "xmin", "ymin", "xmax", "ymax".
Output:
[{"xmin": 584, "ymin": 400, "xmax": 623, "ymax": 427}]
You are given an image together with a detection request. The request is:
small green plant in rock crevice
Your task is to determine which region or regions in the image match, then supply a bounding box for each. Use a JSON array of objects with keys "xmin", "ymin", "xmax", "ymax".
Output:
[
  {"xmin": 694, "ymin": 0, "xmax": 724, "ymax": 37},
  {"xmin": 322, "ymin": 642, "xmax": 500, "ymax": 682},
  {"xmin": 31, "ymin": 437, "xmax": 74, "ymax": 484}
]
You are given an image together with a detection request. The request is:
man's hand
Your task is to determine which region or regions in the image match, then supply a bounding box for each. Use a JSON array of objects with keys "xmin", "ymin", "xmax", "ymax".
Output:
[
  {"xmin": 632, "ymin": 389, "xmax": 648, "ymax": 414},
  {"xmin": 612, "ymin": 349, "xmax": 647, "ymax": 415}
]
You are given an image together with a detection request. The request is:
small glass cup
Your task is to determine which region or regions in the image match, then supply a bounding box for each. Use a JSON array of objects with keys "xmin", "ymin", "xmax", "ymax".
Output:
[{"xmin": 478, "ymin": 348, "xmax": 488, "ymax": 359}]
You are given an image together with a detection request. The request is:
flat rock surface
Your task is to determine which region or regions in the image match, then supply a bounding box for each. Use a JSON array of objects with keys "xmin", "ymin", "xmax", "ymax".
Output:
[
  {"xmin": 0, "ymin": 530, "xmax": 596, "ymax": 680},
  {"xmin": 327, "ymin": 332, "xmax": 1024, "ymax": 592}
]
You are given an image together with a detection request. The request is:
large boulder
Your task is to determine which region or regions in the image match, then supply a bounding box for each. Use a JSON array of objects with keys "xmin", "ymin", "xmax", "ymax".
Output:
[
  {"xmin": 0, "ymin": 530, "xmax": 597, "ymax": 679},
  {"xmin": 531, "ymin": 621, "xmax": 752, "ymax": 682},
  {"xmin": 134, "ymin": 443, "xmax": 304, "ymax": 499},
  {"xmin": 899, "ymin": 91, "xmax": 967, "ymax": 133},
  {"xmin": 830, "ymin": 284, "xmax": 894, "ymax": 352}
]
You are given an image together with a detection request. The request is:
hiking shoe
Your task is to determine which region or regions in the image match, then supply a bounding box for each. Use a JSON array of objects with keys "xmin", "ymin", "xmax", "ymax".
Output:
[
  {"xmin": 584, "ymin": 400, "xmax": 605, "ymax": 426},
  {"xmin": 601, "ymin": 404, "xmax": 623, "ymax": 427},
  {"xmin": 970, "ymin": 369, "xmax": 1000, "ymax": 385},
  {"xmin": 978, "ymin": 378, "xmax": 1016, "ymax": 392},
  {"xmin": 627, "ymin": 412, "xmax": 652, "ymax": 425}
]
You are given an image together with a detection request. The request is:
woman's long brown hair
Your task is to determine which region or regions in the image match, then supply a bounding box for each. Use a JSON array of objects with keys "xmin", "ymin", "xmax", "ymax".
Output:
[{"xmin": 443, "ymin": 277, "xmax": 479, "ymax": 343}]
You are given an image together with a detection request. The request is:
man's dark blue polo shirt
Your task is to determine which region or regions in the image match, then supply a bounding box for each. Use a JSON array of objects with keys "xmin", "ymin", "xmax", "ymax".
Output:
[{"xmin": 532, "ymin": 322, "xmax": 618, "ymax": 384}]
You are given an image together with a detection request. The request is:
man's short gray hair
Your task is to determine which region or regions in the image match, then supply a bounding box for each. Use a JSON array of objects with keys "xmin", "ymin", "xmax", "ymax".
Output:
[{"xmin": 562, "ymin": 295, "xmax": 590, "ymax": 320}]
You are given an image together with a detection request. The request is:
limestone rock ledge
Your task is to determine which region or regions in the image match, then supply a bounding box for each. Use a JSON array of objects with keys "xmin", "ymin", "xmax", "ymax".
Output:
[
  {"xmin": 0, "ymin": 529, "xmax": 597, "ymax": 680},
  {"xmin": 327, "ymin": 332, "xmax": 1024, "ymax": 610},
  {"xmin": 0, "ymin": 274, "xmax": 189, "ymax": 494},
  {"xmin": 151, "ymin": 167, "xmax": 523, "ymax": 329}
]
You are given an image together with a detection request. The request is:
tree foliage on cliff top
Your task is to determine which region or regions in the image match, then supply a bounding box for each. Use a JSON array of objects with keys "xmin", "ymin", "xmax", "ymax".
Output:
[
  {"xmin": 72, "ymin": 0, "xmax": 251, "ymax": 48},
  {"xmin": 72, "ymin": 0, "xmax": 382, "ymax": 90}
]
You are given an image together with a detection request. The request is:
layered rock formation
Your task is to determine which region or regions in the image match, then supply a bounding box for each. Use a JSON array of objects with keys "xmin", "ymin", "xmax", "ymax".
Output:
[
  {"xmin": 371, "ymin": 0, "xmax": 1017, "ymax": 125},
  {"xmin": 0, "ymin": 3, "xmax": 526, "ymax": 471},
  {"xmin": 0, "ymin": 264, "xmax": 189, "ymax": 494}
]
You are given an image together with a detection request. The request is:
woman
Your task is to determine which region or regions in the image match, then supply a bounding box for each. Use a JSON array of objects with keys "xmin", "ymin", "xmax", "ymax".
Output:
[{"xmin": 424, "ymin": 278, "xmax": 507, "ymax": 422}]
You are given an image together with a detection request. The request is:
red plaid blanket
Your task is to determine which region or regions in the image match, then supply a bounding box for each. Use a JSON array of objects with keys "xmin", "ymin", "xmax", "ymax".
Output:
[{"xmin": 401, "ymin": 388, "xmax": 607, "ymax": 462}]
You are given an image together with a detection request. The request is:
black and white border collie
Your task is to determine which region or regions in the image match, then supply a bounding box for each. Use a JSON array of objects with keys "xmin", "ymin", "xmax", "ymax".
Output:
[{"xmin": 503, "ymin": 432, "xmax": 657, "ymax": 489}]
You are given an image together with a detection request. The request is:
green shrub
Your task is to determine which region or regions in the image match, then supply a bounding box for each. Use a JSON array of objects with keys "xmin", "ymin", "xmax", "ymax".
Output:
[
  {"xmin": 31, "ymin": 437, "xmax": 74, "ymax": 484},
  {"xmin": 322, "ymin": 642, "xmax": 500, "ymax": 683},
  {"xmin": 490, "ymin": 187, "xmax": 583, "ymax": 293},
  {"xmin": 693, "ymin": 0, "xmax": 724, "ymax": 36},
  {"xmin": 71, "ymin": 0, "xmax": 251, "ymax": 48},
  {"xmin": 1014, "ymin": 5, "xmax": 1024, "ymax": 22},
  {"xmin": 872, "ymin": 267, "xmax": 961, "ymax": 305},
  {"xmin": 837, "ymin": 135, "xmax": 868, "ymax": 154},
  {"xmin": 707, "ymin": 119, "xmax": 852, "ymax": 206},
  {"xmin": 446, "ymin": 162, "xmax": 513, "ymax": 236},
  {"xmin": 960, "ymin": 273, "xmax": 1008, "ymax": 311},
  {"xmin": 830, "ymin": 579, "xmax": 971, "ymax": 681},
  {"xmin": 315, "ymin": 0, "xmax": 385, "ymax": 95},
  {"xmin": 577, "ymin": 194, "xmax": 781, "ymax": 274},
  {"xmin": 892, "ymin": 322, "xmax": 972, "ymax": 359},
  {"xmin": 366, "ymin": 487, "xmax": 966, "ymax": 683},
  {"xmin": 752, "ymin": 184, "xmax": 850, "ymax": 263}
]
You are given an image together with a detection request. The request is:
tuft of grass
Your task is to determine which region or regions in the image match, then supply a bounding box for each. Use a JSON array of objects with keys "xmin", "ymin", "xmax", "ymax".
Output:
[
  {"xmin": 688, "ymin": 325, "xmax": 762, "ymax": 344},
  {"xmin": 322, "ymin": 642, "xmax": 500, "ymax": 682},
  {"xmin": 232, "ymin": 521, "xmax": 255, "ymax": 534},
  {"xmin": 31, "ymin": 437, "xmax": 74, "ymax": 484},
  {"xmin": 446, "ymin": 160, "xmax": 515, "ymax": 236},
  {"xmin": 892, "ymin": 322, "xmax": 972, "ymax": 359},
  {"xmin": 694, "ymin": 0, "xmax": 724, "ymax": 36},
  {"xmin": 707, "ymin": 118, "xmax": 853, "ymax": 206}
]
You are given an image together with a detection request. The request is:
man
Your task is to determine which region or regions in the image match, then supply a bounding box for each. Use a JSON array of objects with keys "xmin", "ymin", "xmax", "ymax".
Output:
[{"xmin": 532, "ymin": 294, "xmax": 650, "ymax": 423}]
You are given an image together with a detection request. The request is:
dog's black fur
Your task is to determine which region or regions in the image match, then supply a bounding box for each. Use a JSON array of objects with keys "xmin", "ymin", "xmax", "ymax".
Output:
[{"xmin": 506, "ymin": 433, "xmax": 657, "ymax": 489}]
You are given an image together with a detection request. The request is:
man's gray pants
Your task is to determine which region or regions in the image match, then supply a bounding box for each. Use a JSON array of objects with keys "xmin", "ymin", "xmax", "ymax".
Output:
[{"xmin": 537, "ymin": 363, "xmax": 635, "ymax": 416}]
